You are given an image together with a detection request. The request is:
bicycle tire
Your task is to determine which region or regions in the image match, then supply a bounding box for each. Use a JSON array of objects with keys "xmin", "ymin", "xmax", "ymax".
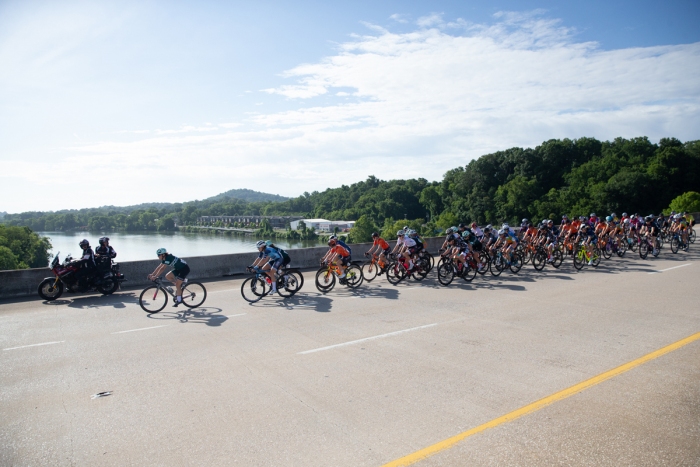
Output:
[
  {"xmin": 591, "ymin": 248, "xmax": 602, "ymax": 267},
  {"xmin": 362, "ymin": 261, "xmax": 379, "ymax": 282},
  {"xmin": 573, "ymin": 248, "xmax": 585, "ymax": 270},
  {"xmin": 315, "ymin": 268, "xmax": 336, "ymax": 293},
  {"xmin": 670, "ymin": 237, "xmax": 679, "ymax": 254},
  {"xmin": 616, "ymin": 241, "xmax": 627, "ymax": 257},
  {"xmin": 477, "ymin": 251, "xmax": 489, "ymax": 275},
  {"xmin": 344, "ymin": 264, "xmax": 364, "ymax": 288},
  {"xmin": 285, "ymin": 268, "xmax": 305, "ymax": 292},
  {"xmin": 461, "ymin": 262, "xmax": 477, "ymax": 282},
  {"xmin": 241, "ymin": 277, "xmax": 266, "ymax": 303},
  {"xmin": 275, "ymin": 272, "xmax": 298, "ymax": 298},
  {"xmin": 181, "ymin": 282, "xmax": 207, "ymax": 308},
  {"xmin": 489, "ymin": 254, "xmax": 503, "ymax": 276},
  {"xmin": 639, "ymin": 242, "xmax": 648, "ymax": 259},
  {"xmin": 532, "ymin": 250, "xmax": 546, "ymax": 271},
  {"xmin": 386, "ymin": 261, "xmax": 405, "ymax": 285},
  {"xmin": 602, "ymin": 243, "xmax": 612, "ymax": 259},
  {"xmin": 551, "ymin": 248, "xmax": 564, "ymax": 268},
  {"xmin": 437, "ymin": 260, "xmax": 454, "ymax": 285},
  {"xmin": 690, "ymin": 229, "xmax": 696, "ymax": 244},
  {"xmin": 140, "ymin": 285, "xmax": 168, "ymax": 313},
  {"xmin": 509, "ymin": 253, "xmax": 523, "ymax": 273}
]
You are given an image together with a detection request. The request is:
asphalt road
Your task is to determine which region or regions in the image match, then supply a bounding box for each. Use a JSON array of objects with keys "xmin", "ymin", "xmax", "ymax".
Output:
[{"xmin": 1, "ymin": 248, "xmax": 699, "ymax": 466}]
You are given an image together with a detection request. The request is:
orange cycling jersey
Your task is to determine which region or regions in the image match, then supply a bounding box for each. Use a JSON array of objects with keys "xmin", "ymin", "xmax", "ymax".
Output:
[
  {"xmin": 570, "ymin": 220, "xmax": 581, "ymax": 233},
  {"xmin": 330, "ymin": 245, "xmax": 350, "ymax": 257},
  {"xmin": 374, "ymin": 238, "xmax": 390, "ymax": 250}
]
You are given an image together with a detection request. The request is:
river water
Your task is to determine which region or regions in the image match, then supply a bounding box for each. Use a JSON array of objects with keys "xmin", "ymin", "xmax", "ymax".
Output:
[{"xmin": 38, "ymin": 231, "xmax": 325, "ymax": 264}]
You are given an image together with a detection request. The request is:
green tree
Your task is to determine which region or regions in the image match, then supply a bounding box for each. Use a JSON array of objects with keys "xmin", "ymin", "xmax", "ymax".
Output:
[
  {"xmin": 668, "ymin": 191, "xmax": 700, "ymax": 213},
  {"xmin": 348, "ymin": 215, "xmax": 377, "ymax": 243},
  {"xmin": 0, "ymin": 246, "xmax": 19, "ymax": 270}
]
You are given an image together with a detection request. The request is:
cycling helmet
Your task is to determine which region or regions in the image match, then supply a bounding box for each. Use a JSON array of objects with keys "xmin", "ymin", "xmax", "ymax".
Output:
[
  {"xmin": 397, "ymin": 230, "xmax": 405, "ymax": 236},
  {"xmin": 547, "ymin": 219, "xmax": 554, "ymax": 225},
  {"xmin": 255, "ymin": 240, "xmax": 266, "ymax": 248},
  {"xmin": 645, "ymin": 216, "xmax": 652, "ymax": 222},
  {"xmin": 328, "ymin": 238, "xmax": 337, "ymax": 246},
  {"xmin": 408, "ymin": 229, "xmax": 417, "ymax": 236},
  {"xmin": 79, "ymin": 239, "xmax": 89, "ymax": 248},
  {"xmin": 156, "ymin": 248, "xmax": 167, "ymax": 256},
  {"xmin": 471, "ymin": 222, "xmax": 477, "ymax": 227},
  {"xmin": 670, "ymin": 211, "xmax": 676, "ymax": 215},
  {"xmin": 98, "ymin": 236, "xmax": 109, "ymax": 245},
  {"xmin": 403, "ymin": 225, "xmax": 409, "ymax": 231},
  {"xmin": 451, "ymin": 226, "xmax": 458, "ymax": 232},
  {"xmin": 623, "ymin": 219, "xmax": 630, "ymax": 224},
  {"xmin": 502, "ymin": 223, "xmax": 510, "ymax": 229},
  {"xmin": 590, "ymin": 212, "xmax": 596, "ymax": 217},
  {"xmin": 606, "ymin": 216, "xmax": 613, "ymax": 222},
  {"xmin": 522, "ymin": 218, "xmax": 528, "ymax": 223},
  {"xmin": 498, "ymin": 229, "xmax": 505, "ymax": 236},
  {"xmin": 562, "ymin": 215, "xmax": 568, "ymax": 219},
  {"xmin": 371, "ymin": 232, "xmax": 379, "ymax": 238},
  {"xmin": 458, "ymin": 223, "xmax": 466, "ymax": 229},
  {"xmin": 445, "ymin": 227, "xmax": 453, "ymax": 234},
  {"xmin": 461, "ymin": 230, "xmax": 471, "ymax": 238},
  {"xmin": 622, "ymin": 212, "xmax": 628, "ymax": 217},
  {"xmin": 329, "ymin": 235, "xmax": 338, "ymax": 241},
  {"xmin": 611, "ymin": 213, "xmax": 616, "ymax": 218}
]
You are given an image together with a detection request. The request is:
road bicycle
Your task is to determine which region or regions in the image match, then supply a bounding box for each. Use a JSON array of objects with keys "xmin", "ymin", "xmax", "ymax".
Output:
[
  {"xmin": 488, "ymin": 249, "xmax": 523, "ymax": 276},
  {"xmin": 531, "ymin": 245, "xmax": 563, "ymax": 271},
  {"xmin": 638, "ymin": 235, "xmax": 660, "ymax": 259},
  {"xmin": 573, "ymin": 243, "xmax": 601, "ymax": 270},
  {"xmin": 240, "ymin": 266, "xmax": 304, "ymax": 303},
  {"xmin": 139, "ymin": 277, "xmax": 207, "ymax": 313},
  {"xmin": 386, "ymin": 253, "xmax": 429, "ymax": 285},
  {"xmin": 362, "ymin": 252, "xmax": 389, "ymax": 282},
  {"xmin": 670, "ymin": 233, "xmax": 690, "ymax": 254},
  {"xmin": 600, "ymin": 235, "xmax": 626, "ymax": 259},
  {"xmin": 315, "ymin": 261, "xmax": 363, "ymax": 293}
]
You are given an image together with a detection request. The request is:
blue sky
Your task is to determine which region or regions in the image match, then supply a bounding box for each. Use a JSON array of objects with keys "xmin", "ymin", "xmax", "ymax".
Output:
[{"xmin": 1, "ymin": 0, "xmax": 699, "ymax": 213}]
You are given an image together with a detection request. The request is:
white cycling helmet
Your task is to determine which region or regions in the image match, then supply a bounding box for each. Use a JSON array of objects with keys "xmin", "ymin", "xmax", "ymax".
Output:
[{"xmin": 255, "ymin": 240, "xmax": 266, "ymax": 248}]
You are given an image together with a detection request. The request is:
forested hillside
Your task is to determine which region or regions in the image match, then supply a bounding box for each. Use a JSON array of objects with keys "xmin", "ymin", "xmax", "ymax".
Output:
[{"xmin": 3, "ymin": 137, "xmax": 699, "ymax": 235}]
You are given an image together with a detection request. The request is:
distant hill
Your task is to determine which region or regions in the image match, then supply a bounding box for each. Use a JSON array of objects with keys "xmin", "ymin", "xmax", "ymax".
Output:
[{"xmin": 205, "ymin": 189, "xmax": 289, "ymax": 203}]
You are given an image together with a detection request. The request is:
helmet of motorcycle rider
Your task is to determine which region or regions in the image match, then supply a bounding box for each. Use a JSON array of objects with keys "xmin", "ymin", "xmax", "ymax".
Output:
[
  {"xmin": 98, "ymin": 237, "xmax": 109, "ymax": 246},
  {"xmin": 79, "ymin": 239, "xmax": 90, "ymax": 249},
  {"xmin": 156, "ymin": 247, "xmax": 167, "ymax": 256}
]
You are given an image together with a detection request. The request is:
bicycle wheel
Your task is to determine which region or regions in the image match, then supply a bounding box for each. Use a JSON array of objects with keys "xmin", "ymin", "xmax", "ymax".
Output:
[
  {"xmin": 602, "ymin": 242, "xmax": 612, "ymax": 259},
  {"xmin": 690, "ymin": 229, "xmax": 696, "ymax": 244},
  {"xmin": 477, "ymin": 251, "xmax": 489, "ymax": 275},
  {"xmin": 276, "ymin": 272, "xmax": 300, "ymax": 298},
  {"xmin": 386, "ymin": 261, "xmax": 405, "ymax": 285},
  {"xmin": 489, "ymin": 254, "xmax": 503, "ymax": 277},
  {"xmin": 285, "ymin": 269, "xmax": 305, "ymax": 292},
  {"xmin": 616, "ymin": 240, "xmax": 627, "ymax": 257},
  {"xmin": 532, "ymin": 250, "xmax": 546, "ymax": 271},
  {"xmin": 181, "ymin": 282, "xmax": 207, "ymax": 308},
  {"xmin": 509, "ymin": 253, "xmax": 523, "ymax": 273},
  {"xmin": 516, "ymin": 244, "xmax": 528, "ymax": 264},
  {"xmin": 551, "ymin": 248, "xmax": 563, "ymax": 268},
  {"xmin": 315, "ymin": 268, "xmax": 336, "ymax": 293},
  {"xmin": 437, "ymin": 260, "xmax": 454, "ymax": 285},
  {"xmin": 241, "ymin": 277, "xmax": 266, "ymax": 303},
  {"xmin": 591, "ymin": 248, "xmax": 602, "ymax": 267},
  {"xmin": 461, "ymin": 261, "xmax": 477, "ymax": 282},
  {"xmin": 670, "ymin": 237, "xmax": 679, "ymax": 254},
  {"xmin": 639, "ymin": 242, "xmax": 648, "ymax": 259},
  {"xmin": 140, "ymin": 286, "xmax": 168, "ymax": 313},
  {"xmin": 362, "ymin": 261, "xmax": 379, "ymax": 282},
  {"xmin": 573, "ymin": 248, "xmax": 585, "ymax": 270},
  {"xmin": 345, "ymin": 264, "xmax": 364, "ymax": 288}
]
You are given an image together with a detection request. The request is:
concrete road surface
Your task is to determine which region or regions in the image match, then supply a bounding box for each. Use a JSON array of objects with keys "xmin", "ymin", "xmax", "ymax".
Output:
[{"xmin": 1, "ymin": 249, "xmax": 699, "ymax": 466}]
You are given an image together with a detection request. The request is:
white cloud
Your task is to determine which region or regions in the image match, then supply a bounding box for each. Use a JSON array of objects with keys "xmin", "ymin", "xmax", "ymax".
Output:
[
  {"xmin": 389, "ymin": 14, "xmax": 408, "ymax": 24},
  {"xmin": 2, "ymin": 11, "xmax": 700, "ymax": 211}
]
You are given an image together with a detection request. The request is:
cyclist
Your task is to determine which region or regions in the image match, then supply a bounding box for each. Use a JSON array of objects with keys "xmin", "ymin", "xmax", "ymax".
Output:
[
  {"xmin": 248, "ymin": 240, "xmax": 283, "ymax": 292},
  {"xmin": 471, "ymin": 222, "xmax": 483, "ymax": 240},
  {"xmin": 366, "ymin": 232, "xmax": 391, "ymax": 268},
  {"xmin": 639, "ymin": 216, "xmax": 660, "ymax": 256},
  {"xmin": 149, "ymin": 248, "xmax": 190, "ymax": 306},
  {"xmin": 321, "ymin": 237, "xmax": 351, "ymax": 281},
  {"xmin": 576, "ymin": 223, "xmax": 597, "ymax": 266},
  {"xmin": 392, "ymin": 230, "xmax": 417, "ymax": 271}
]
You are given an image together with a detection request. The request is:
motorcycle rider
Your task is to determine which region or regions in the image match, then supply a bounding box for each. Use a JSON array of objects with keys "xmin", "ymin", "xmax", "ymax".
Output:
[
  {"xmin": 95, "ymin": 237, "xmax": 117, "ymax": 258},
  {"xmin": 73, "ymin": 239, "xmax": 97, "ymax": 287}
]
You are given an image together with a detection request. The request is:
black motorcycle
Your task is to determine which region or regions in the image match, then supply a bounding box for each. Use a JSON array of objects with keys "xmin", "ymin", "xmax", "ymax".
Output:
[{"xmin": 37, "ymin": 252, "xmax": 127, "ymax": 301}]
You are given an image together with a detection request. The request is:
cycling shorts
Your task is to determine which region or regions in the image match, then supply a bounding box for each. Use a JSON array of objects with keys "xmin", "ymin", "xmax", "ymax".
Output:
[
  {"xmin": 268, "ymin": 257, "xmax": 284, "ymax": 270},
  {"xmin": 172, "ymin": 264, "xmax": 190, "ymax": 280}
]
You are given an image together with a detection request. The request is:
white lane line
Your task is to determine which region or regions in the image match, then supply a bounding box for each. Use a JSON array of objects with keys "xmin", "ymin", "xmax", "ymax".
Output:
[
  {"xmin": 3, "ymin": 341, "xmax": 65, "ymax": 351},
  {"xmin": 298, "ymin": 323, "xmax": 439, "ymax": 355},
  {"xmin": 226, "ymin": 313, "xmax": 247, "ymax": 318},
  {"xmin": 111, "ymin": 325, "xmax": 169, "ymax": 334},
  {"xmin": 648, "ymin": 263, "xmax": 691, "ymax": 274}
]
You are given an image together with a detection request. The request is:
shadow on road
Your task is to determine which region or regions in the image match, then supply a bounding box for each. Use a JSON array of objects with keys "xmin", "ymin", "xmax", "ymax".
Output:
[{"xmin": 146, "ymin": 306, "xmax": 227, "ymax": 326}]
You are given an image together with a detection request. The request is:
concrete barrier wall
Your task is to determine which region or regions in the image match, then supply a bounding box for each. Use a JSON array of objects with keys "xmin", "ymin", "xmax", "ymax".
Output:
[{"xmin": 0, "ymin": 237, "xmax": 445, "ymax": 300}]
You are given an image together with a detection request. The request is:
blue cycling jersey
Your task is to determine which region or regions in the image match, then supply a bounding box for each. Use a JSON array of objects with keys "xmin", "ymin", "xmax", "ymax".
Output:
[{"xmin": 258, "ymin": 247, "xmax": 281, "ymax": 261}]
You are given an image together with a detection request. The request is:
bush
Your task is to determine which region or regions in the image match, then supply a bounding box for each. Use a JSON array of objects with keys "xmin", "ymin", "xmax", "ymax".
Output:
[{"xmin": 668, "ymin": 191, "xmax": 700, "ymax": 213}]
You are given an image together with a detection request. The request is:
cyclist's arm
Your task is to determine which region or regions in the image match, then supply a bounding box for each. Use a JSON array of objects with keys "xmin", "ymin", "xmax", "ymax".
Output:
[{"xmin": 149, "ymin": 263, "xmax": 167, "ymax": 279}]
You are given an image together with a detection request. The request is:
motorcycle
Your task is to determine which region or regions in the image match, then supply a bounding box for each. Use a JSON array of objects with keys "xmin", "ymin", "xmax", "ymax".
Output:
[{"xmin": 37, "ymin": 251, "xmax": 127, "ymax": 301}]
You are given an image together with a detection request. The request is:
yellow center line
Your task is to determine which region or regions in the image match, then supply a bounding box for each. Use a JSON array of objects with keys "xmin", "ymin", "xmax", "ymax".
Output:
[{"xmin": 382, "ymin": 331, "xmax": 700, "ymax": 467}]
